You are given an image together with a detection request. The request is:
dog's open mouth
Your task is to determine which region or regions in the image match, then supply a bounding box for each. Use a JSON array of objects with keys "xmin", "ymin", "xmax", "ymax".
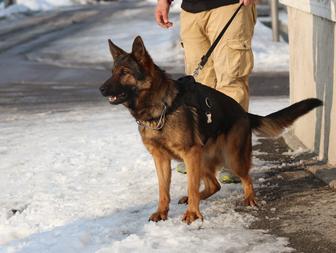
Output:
[
  {"xmin": 108, "ymin": 96, "xmax": 117, "ymax": 103},
  {"xmin": 107, "ymin": 92, "xmax": 127, "ymax": 104}
]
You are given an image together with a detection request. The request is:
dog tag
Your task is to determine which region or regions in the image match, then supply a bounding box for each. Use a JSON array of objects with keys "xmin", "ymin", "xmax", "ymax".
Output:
[{"xmin": 206, "ymin": 112, "xmax": 212, "ymax": 124}]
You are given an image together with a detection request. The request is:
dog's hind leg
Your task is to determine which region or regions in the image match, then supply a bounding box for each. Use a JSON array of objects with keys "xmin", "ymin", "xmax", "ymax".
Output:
[
  {"xmin": 178, "ymin": 169, "xmax": 221, "ymax": 204},
  {"xmin": 240, "ymin": 175, "xmax": 257, "ymax": 206},
  {"xmin": 227, "ymin": 154, "xmax": 257, "ymax": 207},
  {"xmin": 148, "ymin": 150, "xmax": 172, "ymax": 222},
  {"xmin": 225, "ymin": 120, "xmax": 257, "ymax": 207},
  {"xmin": 228, "ymin": 149, "xmax": 257, "ymax": 206},
  {"xmin": 201, "ymin": 170, "xmax": 221, "ymax": 199}
]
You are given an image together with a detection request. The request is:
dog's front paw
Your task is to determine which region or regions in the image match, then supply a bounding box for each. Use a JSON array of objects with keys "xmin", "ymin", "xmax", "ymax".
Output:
[
  {"xmin": 148, "ymin": 210, "xmax": 168, "ymax": 222},
  {"xmin": 182, "ymin": 209, "xmax": 203, "ymax": 225}
]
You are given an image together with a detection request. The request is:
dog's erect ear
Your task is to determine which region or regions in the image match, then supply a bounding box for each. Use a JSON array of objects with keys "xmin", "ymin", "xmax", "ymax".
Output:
[
  {"xmin": 108, "ymin": 39, "xmax": 127, "ymax": 60},
  {"xmin": 132, "ymin": 36, "xmax": 146, "ymax": 59},
  {"xmin": 131, "ymin": 36, "xmax": 153, "ymax": 69}
]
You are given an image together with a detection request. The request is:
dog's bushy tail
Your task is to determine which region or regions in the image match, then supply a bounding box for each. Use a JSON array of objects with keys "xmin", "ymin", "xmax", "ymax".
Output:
[{"xmin": 249, "ymin": 98, "xmax": 323, "ymax": 137}]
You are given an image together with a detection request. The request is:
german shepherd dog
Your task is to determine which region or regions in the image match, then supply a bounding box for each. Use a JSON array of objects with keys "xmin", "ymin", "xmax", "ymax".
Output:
[{"xmin": 100, "ymin": 36, "xmax": 322, "ymax": 224}]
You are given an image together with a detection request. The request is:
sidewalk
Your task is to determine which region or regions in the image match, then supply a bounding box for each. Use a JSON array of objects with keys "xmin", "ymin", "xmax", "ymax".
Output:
[
  {"xmin": 1, "ymin": 98, "xmax": 335, "ymax": 252},
  {"xmin": 250, "ymin": 136, "xmax": 336, "ymax": 253}
]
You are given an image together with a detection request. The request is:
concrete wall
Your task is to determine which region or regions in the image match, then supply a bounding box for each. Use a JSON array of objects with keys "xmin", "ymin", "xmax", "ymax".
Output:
[{"xmin": 280, "ymin": 0, "xmax": 336, "ymax": 164}]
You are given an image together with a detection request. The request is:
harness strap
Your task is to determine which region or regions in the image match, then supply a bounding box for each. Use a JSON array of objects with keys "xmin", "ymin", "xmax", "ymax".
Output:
[{"xmin": 193, "ymin": 3, "xmax": 244, "ymax": 78}]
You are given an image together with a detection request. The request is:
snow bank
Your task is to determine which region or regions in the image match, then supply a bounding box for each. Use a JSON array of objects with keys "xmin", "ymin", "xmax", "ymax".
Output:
[
  {"xmin": 0, "ymin": 3, "xmax": 30, "ymax": 16},
  {"xmin": 0, "ymin": 97, "xmax": 292, "ymax": 252},
  {"xmin": 16, "ymin": 0, "xmax": 86, "ymax": 11},
  {"xmin": 0, "ymin": 0, "xmax": 94, "ymax": 17}
]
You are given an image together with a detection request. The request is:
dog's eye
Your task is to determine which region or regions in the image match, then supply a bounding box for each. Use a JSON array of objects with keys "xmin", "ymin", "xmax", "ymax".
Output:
[{"xmin": 120, "ymin": 69, "xmax": 129, "ymax": 77}]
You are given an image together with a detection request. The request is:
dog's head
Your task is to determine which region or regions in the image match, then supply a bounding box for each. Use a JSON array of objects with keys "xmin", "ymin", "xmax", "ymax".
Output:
[{"xmin": 99, "ymin": 36, "xmax": 158, "ymax": 106}]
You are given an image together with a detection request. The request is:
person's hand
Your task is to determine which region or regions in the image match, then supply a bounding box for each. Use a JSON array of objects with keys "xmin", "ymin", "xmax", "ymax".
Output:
[
  {"xmin": 240, "ymin": 0, "xmax": 257, "ymax": 6},
  {"xmin": 155, "ymin": 0, "xmax": 173, "ymax": 29}
]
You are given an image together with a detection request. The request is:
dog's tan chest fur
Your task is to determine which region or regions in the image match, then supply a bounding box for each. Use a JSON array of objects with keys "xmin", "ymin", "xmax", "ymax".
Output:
[{"xmin": 139, "ymin": 107, "xmax": 205, "ymax": 161}]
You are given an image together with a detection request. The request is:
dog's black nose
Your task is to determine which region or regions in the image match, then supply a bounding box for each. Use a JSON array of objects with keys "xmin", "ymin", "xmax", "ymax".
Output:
[{"xmin": 99, "ymin": 85, "xmax": 106, "ymax": 96}]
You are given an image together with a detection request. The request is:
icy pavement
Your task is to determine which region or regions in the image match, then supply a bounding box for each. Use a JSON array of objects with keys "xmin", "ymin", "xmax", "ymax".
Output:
[{"xmin": 0, "ymin": 97, "xmax": 294, "ymax": 253}]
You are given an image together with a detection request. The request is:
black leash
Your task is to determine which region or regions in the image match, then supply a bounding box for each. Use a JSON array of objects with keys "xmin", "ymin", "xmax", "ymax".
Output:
[{"xmin": 192, "ymin": 3, "xmax": 244, "ymax": 77}]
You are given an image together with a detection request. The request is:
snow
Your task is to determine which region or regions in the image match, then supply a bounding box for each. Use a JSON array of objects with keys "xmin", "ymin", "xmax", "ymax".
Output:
[
  {"xmin": 0, "ymin": 4, "xmax": 30, "ymax": 16},
  {"xmin": 16, "ymin": 0, "xmax": 79, "ymax": 11},
  {"xmin": 26, "ymin": 4, "xmax": 184, "ymax": 72},
  {"xmin": 252, "ymin": 21, "xmax": 289, "ymax": 72},
  {"xmin": 0, "ymin": 0, "xmax": 93, "ymax": 16},
  {"xmin": 26, "ymin": 2, "xmax": 288, "ymax": 73},
  {"xmin": 0, "ymin": 97, "xmax": 292, "ymax": 253},
  {"xmin": 282, "ymin": 147, "xmax": 310, "ymax": 158}
]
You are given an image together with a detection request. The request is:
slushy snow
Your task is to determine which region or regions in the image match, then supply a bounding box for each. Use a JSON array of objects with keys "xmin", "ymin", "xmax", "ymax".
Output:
[{"xmin": 0, "ymin": 97, "xmax": 293, "ymax": 253}]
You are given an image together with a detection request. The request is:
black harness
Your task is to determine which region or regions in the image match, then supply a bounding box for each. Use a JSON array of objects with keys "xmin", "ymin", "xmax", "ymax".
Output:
[{"xmin": 137, "ymin": 75, "xmax": 244, "ymax": 145}]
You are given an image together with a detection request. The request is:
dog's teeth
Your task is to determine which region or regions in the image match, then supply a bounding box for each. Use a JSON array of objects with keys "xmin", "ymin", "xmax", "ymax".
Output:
[{"xmin": 108, "ymin": 96, "xmax": 116, "ymax": 102}]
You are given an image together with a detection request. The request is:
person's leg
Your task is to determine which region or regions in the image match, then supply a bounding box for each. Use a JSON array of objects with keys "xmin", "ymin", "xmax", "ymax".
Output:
[
  {"xmin": 180, "ymin": 9, "xmax": 216, "ymax": 88},
  {"xmin": 205, "ymin": 4, "xmax": 256, "ymax": 183},
  {"xmin": 207, "ymin": 3, "xmax": 257, "ymax": 111}
]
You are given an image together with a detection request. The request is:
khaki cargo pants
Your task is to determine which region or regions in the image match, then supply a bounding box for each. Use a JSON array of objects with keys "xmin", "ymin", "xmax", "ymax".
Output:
[{"xmin": 180, "ymin": 3, "xmax": 257, "ymax": 111}]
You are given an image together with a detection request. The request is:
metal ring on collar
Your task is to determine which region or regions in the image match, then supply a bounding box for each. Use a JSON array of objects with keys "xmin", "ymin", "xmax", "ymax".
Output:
[{"xmin": 205, "ymin": 97, "xmax": 212, "ymax": 108}]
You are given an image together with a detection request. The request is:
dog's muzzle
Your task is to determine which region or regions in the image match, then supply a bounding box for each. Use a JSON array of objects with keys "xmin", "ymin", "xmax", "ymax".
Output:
[{"xmin": 99, "ymin": 84, "xmax": 129, "ymax": 105}]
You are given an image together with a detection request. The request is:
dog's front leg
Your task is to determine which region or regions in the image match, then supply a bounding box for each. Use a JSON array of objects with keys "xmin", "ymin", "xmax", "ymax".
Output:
[
  {"xmin": 182, "ymin": 146, "xmax": 203, "ymax": 224},
  {"xmin": 149, "ymin": 151, "xmax": 171, "ymax": 222}
]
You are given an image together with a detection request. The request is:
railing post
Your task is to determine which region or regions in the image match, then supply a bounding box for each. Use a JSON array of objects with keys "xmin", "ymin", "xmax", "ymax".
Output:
[{"xmin": 271, "ymin": 0, "xmax": 280, "ymax": 41}]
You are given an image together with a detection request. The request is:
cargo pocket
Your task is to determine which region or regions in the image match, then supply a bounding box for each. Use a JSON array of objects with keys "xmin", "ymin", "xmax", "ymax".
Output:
[{"xmin": 225, "ymin": 39, "xmax": 254, "ymax": 78}]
